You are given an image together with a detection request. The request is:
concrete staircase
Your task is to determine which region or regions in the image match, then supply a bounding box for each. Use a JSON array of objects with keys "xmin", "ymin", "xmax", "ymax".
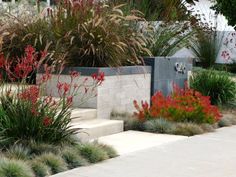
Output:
[
  {"xmin": 69, "ymin": 108, "xmax": 123, "ymax": 142},
  {"xmin": 44, "ymin": 96, "xmax": 122, "ymax": 142}
]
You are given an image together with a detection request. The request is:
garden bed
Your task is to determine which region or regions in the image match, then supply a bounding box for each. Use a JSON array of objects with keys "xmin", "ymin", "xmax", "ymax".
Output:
[
  {"xmin": 0, "ymin": 141, "xmax": 117, "ymax": 177},
  {"xmin": 0, "ymin": 46, "xmax": 118, "ymax": 177},
  {"xmin": 111, "ymin": 111, "xmax": 236, "ymax": 137},
  {"xmin": 112, "ymin": 68, "xmax": 236, "ymax": 137}
]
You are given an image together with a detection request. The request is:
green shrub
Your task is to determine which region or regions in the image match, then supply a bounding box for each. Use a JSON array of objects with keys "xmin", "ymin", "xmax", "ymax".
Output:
[
  {"xmin": 190, "ymin": 69, "xmax": 236, "ymax": 105},
  {"xmin": 171, "ymin": 123, "xmax": 204, "ymax": 136},
  {"xmin": 77, "ymin": 143, "xmax": 109, "ymax": 163},
  {"xmin": 213, "ymin": 0, "xmax": 236, "ymax": 28},
  {"xmin": 61, "ymin": 147, "xmax": 88, "ymax": 169},
  {"xmin": 143, "ymin": 118, "xmax": 175, "ymax": 133},
  {"xmin": 31, "ymin": 160, "xmax": 51, "ymax": 177},
  {"xmin": 5, "ymin": 145, "xmax": 31, "ymax": 160},
  {"xmin": 36, "ymin": 153, "xmax": 68, "ymax": 174},
  {"xmin": 0, "ymin": 158, "xmax": 34, "ymax": 177}
]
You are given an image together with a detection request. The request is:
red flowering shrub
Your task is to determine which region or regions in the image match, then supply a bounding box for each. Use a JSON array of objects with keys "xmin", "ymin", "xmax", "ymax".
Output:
[
  {"xmin": 0, "ymin": 45, "xmax": 105, "ymax": 147},
  {"xmin": 134, "ymin": 85, "xmax": 222, "ymax": 124}
]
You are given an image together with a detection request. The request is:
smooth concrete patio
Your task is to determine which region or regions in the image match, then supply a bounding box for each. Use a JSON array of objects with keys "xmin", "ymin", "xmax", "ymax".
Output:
[{"xmin": 52, "ymin": 126, "xmax": 236, "ymax": 177}]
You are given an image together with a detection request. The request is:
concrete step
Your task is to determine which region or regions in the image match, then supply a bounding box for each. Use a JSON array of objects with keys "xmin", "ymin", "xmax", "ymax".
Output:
[
  {"xmin": 71, "ymin": 119, "xmax": 124, "ymax": 142},
  {"xmin": 70, "ymin": 108, "xmax": 97, "ymax": 123},
  {"xmin": 41, "ymin": 96, "xmax": 97, "ymax": 122}
]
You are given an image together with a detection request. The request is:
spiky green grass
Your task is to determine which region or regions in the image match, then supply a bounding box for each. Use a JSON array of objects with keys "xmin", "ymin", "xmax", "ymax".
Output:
[
  {"xmin": 218, "ymin": 118, "xmax": 232, "ymax": 127},
  {"xmin": 171, "ymin": 123, "xmax": 204, "ymax": 136},
  {"xmin": 6, "ymin": 145, "xmax": 31, "ymax": 160},
  {"xmin": 30, "ymin": 160, "xmax": 51, "ymax": 177},
  {"xmin": 35, "ymin": 153, "xmax": 68, "ymax": 174},
  {"xmin": 200, "ymin": 124, "xmax": 215, "ymax": 132},
  {"xmin": 61, "ymin": 147, "xmax": 88, "ymax": 169},
  {"xmin": 0, "ymin": 158, "xmax": 34, "ymax": 177},
  {"xmin": 97, "ymin": 144, "xmax": 117, "ymax": 158},
  {"xmin": 111, "ymin": 111, "xmax": 144, "ymax": 131},
  {"xmin": 0, "ymin": 141, "xmax": 117, "ymax": 177},
  {"xmin": 76, "ymin": 143, "xmax": 109, "ymax": 163},
  {"xmin": 28, "ymin": 142, "xmax": 60, "ymax": 155},
  {"xmin": 143, "ymin": 118, "xmax": 175, "ymax": 133}
]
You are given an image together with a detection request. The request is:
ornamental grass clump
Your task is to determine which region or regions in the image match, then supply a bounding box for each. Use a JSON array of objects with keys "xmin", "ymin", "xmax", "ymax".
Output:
[
  {"xmin": 0, "ymin": 158, "xmax": 34, "ymax": 177},
  {"xmin": 61, "ymin": 147, "xmax": 88, "ymax": 169},
  {"xmin": 28, "ymin": 142, "xmax": 60, "ymax": 155},
  {"xmin": 171, "ymin": 123, "xmax": 204, "ymax": 136},
  {"xmin": 76, "ymin": 143, "xmax": 109, "ymax": 163},
  {"xmin": 35, "ymin": 153, "xmax": 68, "ymax": 175},
  {"xmin": 5, "ymin": 145, "xmax": 31, "ymax": 160},
  {"xmin": 143, "ymin": 118, "xmax": 175, "ymax": 133},
  {"xmin": 30, "ymin": 161, "xmax": 51, "ymax": 177},
  {"xmin": 134, "ymin": 85, "xmax": 222, "ymax": 124},
  {"xmin": 1, "ymin": 0, "xmax": 152, "ymax": 67},
  {"xmin": 97, "ymin": 144, "xmax": 118, "ymax": 158},
  {"xmin": 48, "ymin": 0, "xmax": 152, "ymax": 67}
]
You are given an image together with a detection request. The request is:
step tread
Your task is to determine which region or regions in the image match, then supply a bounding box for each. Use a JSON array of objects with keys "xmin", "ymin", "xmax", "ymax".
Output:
[
  {"xmin": 71, "ymin": 108, "xmax": 97, "ymax": 114},
  {"xmin": 73, "ymin": 119, "xmax": 124, "ymax": 142},
  {"xmin": 71, "ymin": 119, "xmax": 123, "ymax": 129}
]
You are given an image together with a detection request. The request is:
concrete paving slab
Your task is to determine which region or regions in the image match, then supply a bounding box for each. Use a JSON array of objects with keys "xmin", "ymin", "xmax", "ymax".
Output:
[
  {"xmin": 98, "ymin": 130, "xmax": 187, "ymax": 155},
  {"xmin": 51, "ymin": 126, "xmax": 236, "ymax": 177}
]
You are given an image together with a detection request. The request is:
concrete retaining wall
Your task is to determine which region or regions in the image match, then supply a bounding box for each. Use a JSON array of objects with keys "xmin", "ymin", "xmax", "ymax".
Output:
[{"xmin": 37, "ymin": 66, "xmax": 151, "ymax": 119}]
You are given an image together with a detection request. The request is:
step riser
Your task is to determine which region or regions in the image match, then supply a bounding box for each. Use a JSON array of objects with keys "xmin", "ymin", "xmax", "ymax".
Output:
[
  {"xmin": 73, "ymin": 121, "xmax": 124, "ymax": 142},
  {"xmin": 70, "ymin": 109, "xmax": 97, "ymax": 123}
]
